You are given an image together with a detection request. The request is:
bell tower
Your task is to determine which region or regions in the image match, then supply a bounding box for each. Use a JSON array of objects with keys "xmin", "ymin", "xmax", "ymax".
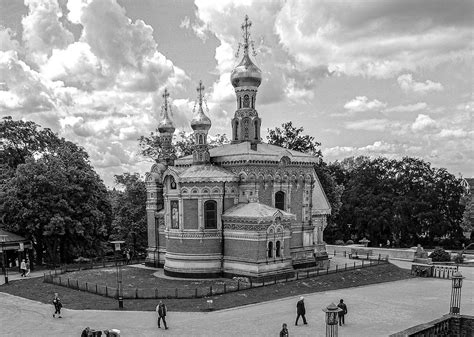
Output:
[
  {"xmin": 157, "ymin": 88, "xmax": 176, "ymax": 166},
  {"xmin": 190, "ymin": 81, "xmax": 211, "ymax": 164},
  {"xmin": 230, "ymin": 15, "xmax": 262, "ymax": 148}
]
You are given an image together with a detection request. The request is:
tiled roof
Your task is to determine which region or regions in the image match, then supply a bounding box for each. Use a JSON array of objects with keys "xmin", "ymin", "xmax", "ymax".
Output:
[
  {"xmin": 175, "ymin": 142, "xmax": 320, "ymax": 166},
  {"xmin": 0, "ymin": 229, "xmax": 27, "ymax": 243},
  {"xmin": 223, "ymin": 202, "xmax": 296, "ymax": 220},
  {"xmin": 178, "ymin": 164, "xmax": 238, "ymax": 182}
]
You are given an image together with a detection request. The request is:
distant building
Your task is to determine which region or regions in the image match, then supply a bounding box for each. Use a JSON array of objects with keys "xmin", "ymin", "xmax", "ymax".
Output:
[{"xmin": 145, "ymin": 16, "xmax": 330, "ymax": 279}]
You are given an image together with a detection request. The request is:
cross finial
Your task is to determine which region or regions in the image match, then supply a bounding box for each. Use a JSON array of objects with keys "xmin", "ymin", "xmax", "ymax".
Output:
[
  {"xmin": 197, "ymin": 81, "xmax": 205, "ymax": 107},
  {"xmin": 241, "ymin": 15, "xmax": 252, "ymax": 52},
  {"xmin": 162, "ymin": 88, "xmax": 170, "ymax": 105}
]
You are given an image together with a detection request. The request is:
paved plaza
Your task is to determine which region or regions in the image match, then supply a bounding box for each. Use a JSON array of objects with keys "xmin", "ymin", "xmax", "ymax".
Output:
[{"xmin": 0, "ymin": 264, "xmax": 472, "ymax": 337}]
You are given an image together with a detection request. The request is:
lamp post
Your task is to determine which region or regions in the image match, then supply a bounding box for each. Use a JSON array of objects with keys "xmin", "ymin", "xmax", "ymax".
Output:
[
  {"xmin": 450, "ymin": 271, "xmax": 464, "ymax": 314},
  {"xmin": 110, "ymin": 240, "xmax": 125, "ymax": 309},
  {"xmin": 323, "ymin": 302, "xmax": 342, "ymax": 337},
  {"xmin": 0, "ymin": 235, "xmax": 8, "ymax": 284}
]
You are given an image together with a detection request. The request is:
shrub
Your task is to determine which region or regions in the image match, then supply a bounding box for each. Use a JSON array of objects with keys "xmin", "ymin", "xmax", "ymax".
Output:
[
  {"xmin": 452, "ymin": 253, "xmax": 464, "ymax": 264},
  {"xmin": 429, "ymin": 247, "xmax": 451, "ymax": 262},
  {"xmin": 346, "ymin": 240, "xmax": 354, "ymax": 245},
  {"xmin": 334, "ymin": 240, "xmax": 345, "ymax": 245}
]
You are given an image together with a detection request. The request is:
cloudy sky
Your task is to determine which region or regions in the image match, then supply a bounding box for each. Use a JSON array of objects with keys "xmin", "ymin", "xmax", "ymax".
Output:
[{"xmin": 1, "ymin": 0, "xmax": 472, "ymax": 187}]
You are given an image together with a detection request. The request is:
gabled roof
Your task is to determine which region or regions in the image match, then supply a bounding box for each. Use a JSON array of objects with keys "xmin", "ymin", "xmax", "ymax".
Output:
[
  {"xmin": 223, "ymin": 202, "xmax": 296, "ymax": 221},
  {"xmin": 177, "ymin": 164, "xmax": 238, "ymax": 182},
  {"xmin": 0, "ymin": 229, "xmax": 28, "ymax": 243},
  {"xmin": 175, "ymin": 142, "xmax": 320, "ymax": 166}
]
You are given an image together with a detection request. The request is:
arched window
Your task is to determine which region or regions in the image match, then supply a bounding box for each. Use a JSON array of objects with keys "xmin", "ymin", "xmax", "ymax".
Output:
[
  {"xmin": 198, "ymin": 134, "xmax": 204, "ymax": 144},
  {"xmin": 251, "ymin": 95, "xmax": 255, "ymax": 108},
  {"xmin": 254, "ymin": 120, "xmax": 258, "ymax": 140},
  {"xmin": 276, "ymin": 241, "xmax": 281, "ymax": 257},
  {"xmin": 268, "ymin": 241, "xmax": 273, "ymax": 258},
  {"xmin": 170, "ymin": 177, "xmax": 177, "ymax": 190},
  {"xmin": 243, "ymin": 94, "xmax": 250, "ymax": 108},
  {"xmin": 234, "ymin": 121, "xmax": 239, "ymax": 140},
  {"xmin": 275, "ymin": 191, "xmax": 285, "ymax": 210},
  {"xmin": 204, "ymin": 200, "xmax": 217, "ymax": 229}
]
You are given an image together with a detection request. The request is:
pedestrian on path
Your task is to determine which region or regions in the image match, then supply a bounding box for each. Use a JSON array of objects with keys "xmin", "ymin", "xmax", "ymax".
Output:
[
  {"xmin": 279, "ymin": 323, "xmax": 289, "ymax": 336},
  {"xmin": 156, "ymin": 300, "xmax": 168, "ymax": 329},
  {"xmin": 337, "ymin": 299, "xmax": 348, "ymax": 326},
  {"xmin": 25, "ymin": 260, "xmax": 30, "ymax": 277},
  {"xmin": 52, "ymin": 292, "xmax": 62, "ymax": 318},
  {"xmin": 20, "ymin": 259, "xmax": 27, "ymax": 277},
  {"xmin": 295, "ymin": 296, "xmax": 307, "ymax": 326}
]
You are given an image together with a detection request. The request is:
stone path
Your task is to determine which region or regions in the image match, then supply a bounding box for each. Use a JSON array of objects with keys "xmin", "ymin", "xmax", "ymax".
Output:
[{"xmin": 1, "ymin": 264, "xmax": 473, "ymax": 337}]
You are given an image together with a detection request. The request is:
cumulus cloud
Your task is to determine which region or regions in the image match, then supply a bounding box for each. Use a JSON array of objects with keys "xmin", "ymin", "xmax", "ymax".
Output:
[
  {"xmin": 397, "ymin": 74, "xmax": 444, "ymax": 94},
  {"xmin": 411, "ymin": 114, "xmax": 438, "ymax": 132},
  {"xmin": 384, "ymin": 102, "xmax": 427, "ymax": 113},
  {"xmin": 274, "ymin": 0, "xmax": 472, "ymax": 78},
  {"xmin": 345, "ymin": 118, "xmax": 397, "ymax": 132},
  {"xmin": 0, "ymin": 27, "xmax": 21, "ymax": 52},
  {"xmin": 22, "ymin": 0, "xmax": 74, "ymax": 64},
  {"xmin": 344, "ymin": 96, "xmax": 387, "ymax": 113},
  {"xmin": 0, "ymin": 50, "xmax": 60, "ymax": 112}
]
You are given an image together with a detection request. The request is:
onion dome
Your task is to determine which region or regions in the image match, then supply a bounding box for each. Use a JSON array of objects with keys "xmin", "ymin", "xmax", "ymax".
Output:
[
  {"xmin": 190, "ymin": 81, "xmax": 211, "ymax": 131},
  {"xmin": 157, "ymin": 88, "xmax": 175, "ymax": 134},
  {"xmin": 230, "ymin": 15, "xmax": 262, "ymax": 88},
  {"xmin": 231, "ymin": 53, "xmax": 262, "ymax": 88}
]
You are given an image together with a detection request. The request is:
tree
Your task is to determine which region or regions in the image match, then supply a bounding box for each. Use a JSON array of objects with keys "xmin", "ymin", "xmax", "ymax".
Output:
[
  {"xmin": 266, "ymin": 121, "xmax": 322, "ymax": 157},
  {"xmin": 139, "ymin": 130, "xmax": 229, "ymax": 161},
  {"xmin": 0, "ymin": 116, "xmax": 61, "ymax": 181},
  {"xmin": 109, "ymin": 173, "xmax": 147, "ymax": 256},
  {"xmin": 333, "ymin": 156, "xmax": 466, "ymax": 247},
  {"xmin": 1, "ymin": 119, "xmax": 112, "ymax": 264}
]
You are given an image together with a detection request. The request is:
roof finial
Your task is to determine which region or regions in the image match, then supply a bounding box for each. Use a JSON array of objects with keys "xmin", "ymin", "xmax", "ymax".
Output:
[
  {"xmin": 235, "ymin": 15, "xmax": 257, "ymax": 58},
  {"xmin": 197, "ymin": 80, "xmax": 205, "ymax": 109}
]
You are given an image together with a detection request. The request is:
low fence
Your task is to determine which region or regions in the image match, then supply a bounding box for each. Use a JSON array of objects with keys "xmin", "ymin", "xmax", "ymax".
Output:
[
  {"xmin": 390, "ymin": 314, "xmax": 474, "ymax": 337},
  {"xmin": 43, "ymin": 258, "xmax": 389, "ymax": 300},
  {"xmin": 410, "ymin": 263, "xmax": 458, "ymax": 279},
  {"xmin": 330, "ymin": 249, "xmax": 390, "ymax": 262},
  {"xmin": 327, "ymin": 244, "xmax": 416, "ymax": 261}
]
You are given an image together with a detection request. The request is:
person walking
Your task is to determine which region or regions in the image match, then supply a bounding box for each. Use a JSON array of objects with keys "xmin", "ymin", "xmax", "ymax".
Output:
[
  {"xmin": 337, "ymin": 299, "xmax": 348, "ymax": 326},
  {"xmin": 52, "ymin": 292, "xmax": 62, "ymax": 318},
  {"xmin": 20, "ymin": 259, "xmax": 27, "ymax": 277},
  {"xmin": 279, "ymin": 323, "xmax": 289, "ymax": 337},
  {"xmin": 25, "ymin": 260, "xmax": 30, "ymax": 277},
  {"xmin": 295, "ymin": 296, "xmax": 307, "ymax": 326},
  {"xmin": 156, "ymin": 300, "xmax": 168, "ymax": 329}
]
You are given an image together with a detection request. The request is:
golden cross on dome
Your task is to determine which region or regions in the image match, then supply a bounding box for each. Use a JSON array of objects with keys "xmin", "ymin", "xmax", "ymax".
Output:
[
  {"xmin": 241, "ymin": 15, "xmax": 252, "ymax": 51},
  {"xmin": 197, "ymin": 81, "xmax": 205, "ymax": 107}
]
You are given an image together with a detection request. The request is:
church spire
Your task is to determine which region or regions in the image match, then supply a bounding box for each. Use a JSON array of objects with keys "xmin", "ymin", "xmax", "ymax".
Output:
[
  {"xmin": 191, "ymin": 81, "xmax": 211, "ymax": 164},
  {"xmin": 230, "ymin": 15, "xmax": 262, "ymax": 149},
  {"xmin": 158, "ymin": 88, "xmax": 176, "ymax": 165}
]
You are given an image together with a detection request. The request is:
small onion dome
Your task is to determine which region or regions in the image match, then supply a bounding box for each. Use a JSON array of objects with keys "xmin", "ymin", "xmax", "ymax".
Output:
[
  {"xmin": 158, "ymin": 111, "xmax": 175, "ymax": 134},
  {"xmin": 230, "ymin": 53, "xmax": 262, "ymax": 88},
  {"xmin": 191, "ymin": 106, "xmax": 211, "ymax": 131}
]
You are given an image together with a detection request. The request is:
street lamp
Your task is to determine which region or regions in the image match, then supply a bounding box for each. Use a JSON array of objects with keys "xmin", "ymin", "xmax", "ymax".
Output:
[
  {"xmin": 0, "ymin": 235, "xmax": 8, "ymax": 284},
  {"xmin": 110, "ymin": 240, "xmax": 125, "ymax": 309},
  {"xmin": 450, "ymin": 271, "xmax": 465, "ymax": 314},
  {"xmin": 322, "ymin": 302, "xmax": 342, "ymax": 337}
]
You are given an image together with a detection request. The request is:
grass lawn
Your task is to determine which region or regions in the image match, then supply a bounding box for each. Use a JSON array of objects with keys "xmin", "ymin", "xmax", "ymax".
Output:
[{"xmin": 0, "ymin": 263, "xmax": 413, "ymax": 312}]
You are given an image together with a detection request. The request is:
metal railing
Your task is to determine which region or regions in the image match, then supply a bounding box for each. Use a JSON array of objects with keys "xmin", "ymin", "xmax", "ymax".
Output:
[{"xmin": 43, "ymin": 257, "xmax": 389, "ymax": 300}]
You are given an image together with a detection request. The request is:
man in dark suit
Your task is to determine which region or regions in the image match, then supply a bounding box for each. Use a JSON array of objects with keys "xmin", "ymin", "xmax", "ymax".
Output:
[
  {"xmin": 337, "ymin": 299, "xmax": 348, "ymax": 326},
  {"xmin": 295, "ymin": 296, "xmax": 307, "ymax": 325}
]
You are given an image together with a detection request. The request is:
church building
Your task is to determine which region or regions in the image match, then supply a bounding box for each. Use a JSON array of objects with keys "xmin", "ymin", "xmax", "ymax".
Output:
[{"xmin": 145, "ymin": 16, "xmax": 330, "ymax": 279}]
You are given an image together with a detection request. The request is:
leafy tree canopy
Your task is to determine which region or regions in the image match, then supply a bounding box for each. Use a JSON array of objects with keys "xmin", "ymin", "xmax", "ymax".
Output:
[
  {"xmin": 1, "ymin": 118, "xmax": 112, "ymax": 264},
  {"xmin": 266, "ymin": 121, "xmax": 322, "ymax": 157},
  {"xmin": 109, "ymin": 173, "xmax": 147, "ymax": 255}
]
